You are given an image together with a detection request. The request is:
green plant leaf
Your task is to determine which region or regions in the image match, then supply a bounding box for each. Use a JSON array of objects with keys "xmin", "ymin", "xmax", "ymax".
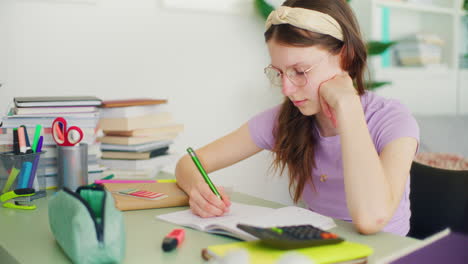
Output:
[
  {"xmin": 254, "ymin": 0, "xmax": 275, "ymax": 19},
  {"xmin": 367, "ymin": 41, "xmax": 397, "ymax": 56},
  {"xmin": 366, "ymin": 81, "xmax": 392, "ymax": 90}
]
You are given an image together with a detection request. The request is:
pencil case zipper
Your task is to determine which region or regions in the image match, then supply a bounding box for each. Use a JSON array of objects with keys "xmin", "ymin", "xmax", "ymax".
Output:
[{"xmin": 63, "ymin": 187, "xmax": 105, "ymax": 244}]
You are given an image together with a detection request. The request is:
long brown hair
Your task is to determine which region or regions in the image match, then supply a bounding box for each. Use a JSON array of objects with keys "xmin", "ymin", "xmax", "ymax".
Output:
[{"xmin": 265, "ymin": 0, "xmax": 367, "ymax": 203}]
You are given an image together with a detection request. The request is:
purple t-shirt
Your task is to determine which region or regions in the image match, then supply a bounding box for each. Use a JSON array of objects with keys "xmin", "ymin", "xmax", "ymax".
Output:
[{"xmin": 248, "ymin": 92, "xmax": 419, "ymax": 236}]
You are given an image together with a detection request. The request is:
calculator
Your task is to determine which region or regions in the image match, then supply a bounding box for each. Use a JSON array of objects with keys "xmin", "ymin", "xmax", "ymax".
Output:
[{"xmin": 236, "ymin": 223, "xmax": 344, "ymax": 249}]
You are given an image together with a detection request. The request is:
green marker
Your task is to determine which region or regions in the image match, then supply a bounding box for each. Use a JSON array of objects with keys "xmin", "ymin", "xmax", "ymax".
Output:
[
  {"xmin": 186, "ymin": 147, "xmax": 222, "ymax": 200},
  {"xmin": 31, "ymin": 124, "xmax": 42, "ymax": 152},
  {"xmin": 271, "ymin": 227, "xmax": 283, "ymax": 234},
  {"xmin": 2, "ymin": 168, "xmax": 20, "ymax": 193}
]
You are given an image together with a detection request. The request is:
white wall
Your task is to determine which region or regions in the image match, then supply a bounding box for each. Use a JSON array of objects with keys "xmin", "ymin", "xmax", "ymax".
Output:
[
  {"xmin": 461, "ymin": 69, "xmax": 468, "ymax": 114},
  {"xmin": 0, "ymin": 0, "xmax": 294, "ymax": 205}
]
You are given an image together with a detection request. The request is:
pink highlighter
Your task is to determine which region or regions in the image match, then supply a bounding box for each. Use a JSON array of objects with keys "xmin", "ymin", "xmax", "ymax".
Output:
[
  {"xmin": 17, "ymin": 127, "xmax": 27, "ymax": 154},
  {"xmin": 162, "ymin": 229, "xmax": 185, "ymax": 252}
]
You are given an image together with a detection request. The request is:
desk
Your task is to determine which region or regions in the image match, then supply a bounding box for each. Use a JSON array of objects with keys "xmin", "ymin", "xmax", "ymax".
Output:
[{"xmin": 0, "ymin": 191, "xmax": 420, "ymax": 264}]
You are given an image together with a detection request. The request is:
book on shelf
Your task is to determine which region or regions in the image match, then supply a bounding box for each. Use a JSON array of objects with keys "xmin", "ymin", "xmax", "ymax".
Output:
[
  {"xmin": 394, "ymin": 42, "xmax": 443, "ymax": 53},
  {"xmin": 101, "ymin": 98, "xmax": 167, "ymax": 108},
  {"xmin": 99, "ymin": 153, "xmax": 176, "ymax": 170},
  {"xmin": 98, "ymin": 112, "xmax": 172, "ymax": 131},
  {"xmin": 13, "ymin": 106, "xmax": 98, "ymax": 115},
  {"xmin": 100, "ymin": 140, "xmax": 173, "ymax": 152},
  {"xmin": 103, "ymin": 123, "xmax": 184, "ymax": 137},
  {"xmin": 202, "ymin": 239, "xmax": 372, "ymax": 264},
  {"xmin": 98, "ymin": 133, "xmax": 178, "ymax": 145},
  {"xmin": 399, "ymin": 33, "xmax": 444, "ymax": 46},
  {"xmin": 393, "ymin": 33, "xmax": 445, "ymax": 66},
  {"xmin": 157, "ymin": 202, "xmax": 336, "ymax": 241},
  {"xmin": 101, "ymin": 146, "xmax": 169, "ymax": 160},
  {"xmin": 14, "ymin": 96, "xmax": 102, "ymax": 107},
  {"xmin": 397, "ymin": 56, "xmax": 442, "ymax": 66}
]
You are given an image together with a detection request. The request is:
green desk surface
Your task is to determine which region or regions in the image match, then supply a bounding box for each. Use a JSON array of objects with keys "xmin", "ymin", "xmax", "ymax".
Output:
[{"xmin": 0, "ymin": 190, "xmax": 420, "ymax": 264}]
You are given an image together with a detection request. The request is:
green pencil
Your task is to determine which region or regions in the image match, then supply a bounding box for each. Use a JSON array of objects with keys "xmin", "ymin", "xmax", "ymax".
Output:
[{"xmin": 186, "ymin": 147, "xmax": 222, "ymax": 200}]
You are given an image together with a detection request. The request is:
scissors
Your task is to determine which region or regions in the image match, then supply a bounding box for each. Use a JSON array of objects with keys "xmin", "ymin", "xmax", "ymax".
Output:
[{"xmin": 52, "ymin": 117, "xmax": 84, "ymax": 146}]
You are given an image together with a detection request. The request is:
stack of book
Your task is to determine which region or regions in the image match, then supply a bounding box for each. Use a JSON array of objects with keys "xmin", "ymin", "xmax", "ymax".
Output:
[
  {"xmin": 394, "ymin": 33, "xmax": 445, "ymax": 67},
  {"xmin": 0, "ymin": 96, "xmax": 104, "ymax": 188},
  {"xmin": 97, "ymin": 99, "xmax": 183, "ymax": 180}
]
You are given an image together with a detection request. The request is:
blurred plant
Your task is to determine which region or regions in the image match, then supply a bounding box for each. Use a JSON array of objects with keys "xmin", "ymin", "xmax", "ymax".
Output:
[{"xmin": 254, "ymin": 0, "xmax": 396, "ymax": 90}]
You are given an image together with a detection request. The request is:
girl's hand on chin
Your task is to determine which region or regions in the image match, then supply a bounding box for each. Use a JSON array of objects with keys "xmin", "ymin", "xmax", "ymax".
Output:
[{"xmin": 318, "ymin": 73, "xmax": 359, "ymax": 128}]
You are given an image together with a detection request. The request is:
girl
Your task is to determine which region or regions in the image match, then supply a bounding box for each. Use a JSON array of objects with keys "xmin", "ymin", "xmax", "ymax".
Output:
[{"xmin": 175, "ymin": 0, "xmax": 419, "ymax": 236}]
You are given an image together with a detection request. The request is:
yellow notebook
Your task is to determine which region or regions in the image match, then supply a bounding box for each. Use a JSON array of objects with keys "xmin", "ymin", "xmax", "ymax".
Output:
[{"xmin": 202, "ymin": 240, "xmax": 373, "ymax": 264}]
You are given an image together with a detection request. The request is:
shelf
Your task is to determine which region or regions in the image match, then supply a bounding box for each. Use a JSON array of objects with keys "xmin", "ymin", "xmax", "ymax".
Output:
[
  {"xmin": 364, "ymin": 0, "xmax": 465, "ymax": 114},
  {"xmin": 374, "ymin": 0, "xmax": 455, "ymax": 15},
  {"xmin": 373, "ymin": 66, "xmax": 454, "ymax": 79}
]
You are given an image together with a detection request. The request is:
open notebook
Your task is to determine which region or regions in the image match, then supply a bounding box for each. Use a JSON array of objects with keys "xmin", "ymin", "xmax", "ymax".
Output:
[{"xmin": 156, "ymin": 202, "xmax": 336, "ymax": 241}]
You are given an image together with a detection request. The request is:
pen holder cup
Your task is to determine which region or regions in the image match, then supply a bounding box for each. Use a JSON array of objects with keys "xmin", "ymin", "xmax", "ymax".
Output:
[
  {"xmin": 57, "ymin": 144, "xmax": 88, "ymax": 192},
  {"xmin": 0, "ymin": 151, "xmax": 46, "ymax": 195}
]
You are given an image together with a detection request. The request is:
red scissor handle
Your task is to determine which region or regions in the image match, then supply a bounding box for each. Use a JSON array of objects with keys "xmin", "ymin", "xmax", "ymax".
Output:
[{"xmin": 52, "ymin": 117, "xmax": 84, "ymax": 146}]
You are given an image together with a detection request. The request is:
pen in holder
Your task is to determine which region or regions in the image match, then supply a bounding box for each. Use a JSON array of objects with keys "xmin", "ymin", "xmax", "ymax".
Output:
[{"xmin": 57, "ymin": 143, "xmax": 88, "ymax": 192}]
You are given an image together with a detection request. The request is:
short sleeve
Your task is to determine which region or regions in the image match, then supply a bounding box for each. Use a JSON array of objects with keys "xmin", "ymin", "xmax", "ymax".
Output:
[
  {"xmin": 363, "ymin": 94, "xmax": 420, "ymax": 154},
  {"xmin": 247, "ymin": 105, "xmax": 281, "ymax": 150}
]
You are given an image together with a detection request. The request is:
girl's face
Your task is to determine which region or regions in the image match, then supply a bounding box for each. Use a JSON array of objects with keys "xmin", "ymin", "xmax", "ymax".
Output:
[{"xmin": 266, "ymin": 40, "xmax": 343, "ymax": 116}]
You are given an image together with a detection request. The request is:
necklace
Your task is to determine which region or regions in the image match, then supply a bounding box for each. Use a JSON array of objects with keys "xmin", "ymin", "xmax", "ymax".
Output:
[{"xmin": 319, "ymin": 174, "xmax": 328, "ymax": 182}]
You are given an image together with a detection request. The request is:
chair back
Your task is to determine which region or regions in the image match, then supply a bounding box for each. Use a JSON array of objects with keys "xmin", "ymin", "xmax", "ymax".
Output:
[{"xmin": 408, "ymin": 161, "xmax": 468, "ymax": 239}]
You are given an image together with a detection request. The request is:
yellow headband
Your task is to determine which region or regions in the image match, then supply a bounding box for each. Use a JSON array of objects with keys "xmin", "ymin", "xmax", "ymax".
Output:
[{"xmin": 265, "ymin": 6, "xmax": 344, "ymax": 41}]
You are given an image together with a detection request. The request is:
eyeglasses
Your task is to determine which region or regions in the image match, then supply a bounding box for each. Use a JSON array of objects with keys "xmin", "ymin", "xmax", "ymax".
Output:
[{"xmin": 264, "ymin": 56, "xmax": 327, "ymax": 87}]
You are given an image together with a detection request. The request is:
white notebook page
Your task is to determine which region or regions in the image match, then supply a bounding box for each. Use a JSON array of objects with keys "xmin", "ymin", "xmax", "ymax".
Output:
[
  {"xmin": 157, "ymin": 202, "xmax": 336, "ymax": 233},
  {"xmin": 156, "ymin": 202, "xmax": 274, "ymax": 230},
  {"xmin": 241, "ymin": 206, "xmax": 336, "ymax": 230}
]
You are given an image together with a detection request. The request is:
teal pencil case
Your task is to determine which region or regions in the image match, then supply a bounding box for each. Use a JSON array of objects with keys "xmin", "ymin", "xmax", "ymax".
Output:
[{"xmin": 48, "ymin": 186, "xmax": 126, "ymax": 264}]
